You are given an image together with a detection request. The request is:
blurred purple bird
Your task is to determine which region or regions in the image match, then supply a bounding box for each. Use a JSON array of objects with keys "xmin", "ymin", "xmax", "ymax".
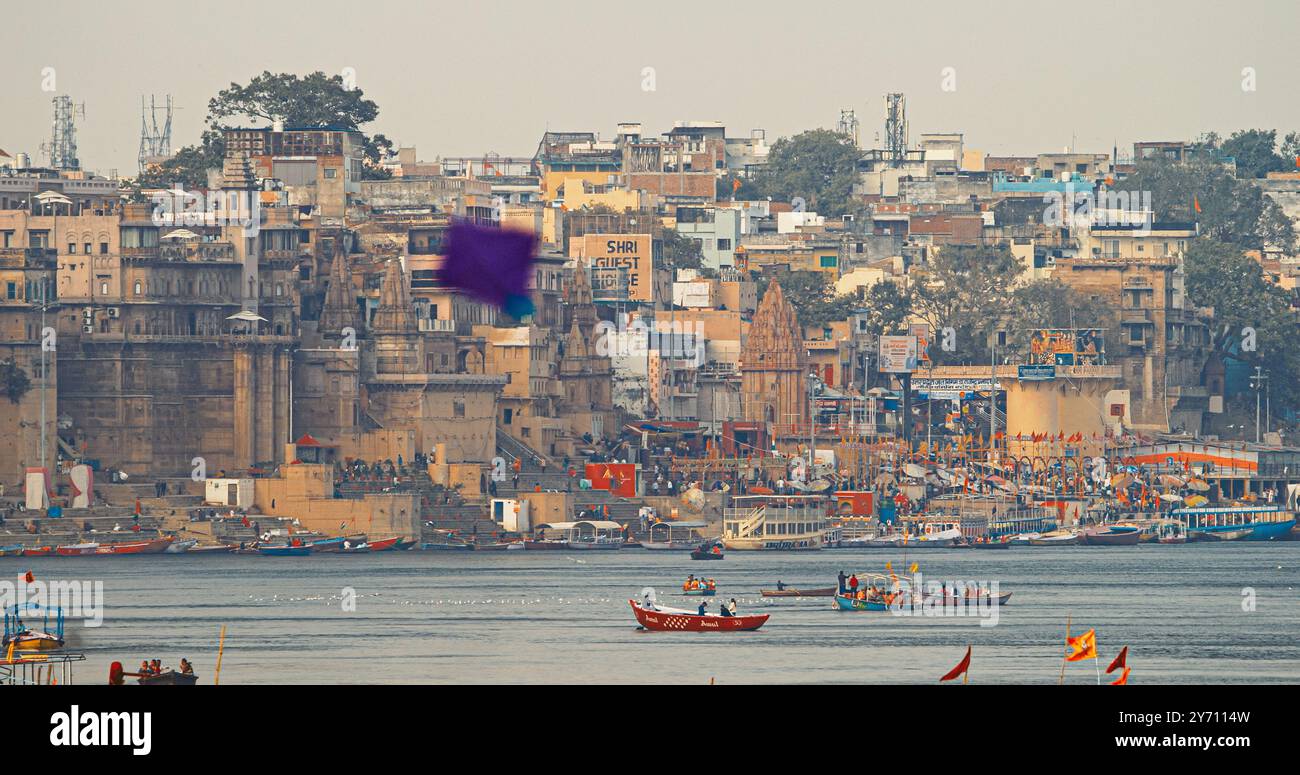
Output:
[{"xmin": 438, "ymin": 221, "xmax": 537, "ymax": 316}]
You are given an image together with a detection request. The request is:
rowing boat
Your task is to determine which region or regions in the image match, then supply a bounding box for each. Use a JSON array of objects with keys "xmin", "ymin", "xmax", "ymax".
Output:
[
  {"xmin": 629, "ymin": 600, "xmax": 768, "ymax": 632},
  {"xmin": 760, "ymin": 587, "xmax": 837, "ymax": 598}
]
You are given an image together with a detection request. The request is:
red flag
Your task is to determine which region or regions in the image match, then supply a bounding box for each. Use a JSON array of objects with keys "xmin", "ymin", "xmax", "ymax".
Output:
[
  {"xmin": 940, "ymin": 646, "xmax": 972, "ymax": 682},
  {"xmin": 1106, "ymin": 645, "xmax": 1128, "ymax": 674},
  {"xmin": 1110, "ymin": 666, "xmax": 1131, "ymax": 685},
  {"xmin": 1193, "ymin": 195, "xmax": 1201, "ymax": 214},
  {"xmin": 23, "ymin": 570, "xmax": 34, "ymax": 584}
]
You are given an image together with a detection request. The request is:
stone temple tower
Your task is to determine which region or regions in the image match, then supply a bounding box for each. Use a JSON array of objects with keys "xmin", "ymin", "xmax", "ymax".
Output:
[{"xmin": 740, "ymin": 281, "xmax": 808, "ymax": 427}]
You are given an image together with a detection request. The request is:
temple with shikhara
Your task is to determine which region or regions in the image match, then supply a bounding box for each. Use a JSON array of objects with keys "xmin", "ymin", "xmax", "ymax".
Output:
[{"xmin": 740, "ymin": 281, "xmax": 808, "ymax": 428}]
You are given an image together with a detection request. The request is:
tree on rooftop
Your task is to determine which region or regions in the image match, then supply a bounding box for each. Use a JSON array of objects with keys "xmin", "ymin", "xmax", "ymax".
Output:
[
  {"xmin": 1219, "ymin": 129, "xmax": 1287, "ymax": 179},
  {"xmin": 751, "ymin": 129, "xmax": 861, "ymax": 217},
  {"xmin": 660, "ymin": 228, "xmax": 704, "ymax": 271},
  {"xmin": 206, "ymin": 71, "xmax": 379, "ymax": 130},
  {"xmin": 1000, "ymin": 279, "xmax": 1115, "ymax": 361},
  {"xmin": 1116, "ymin": 157, "xmax": 1295, "ymax": 252},
  {"xmin": 856, "ymin": 279, "xmax": 913, "ymax": 337}
]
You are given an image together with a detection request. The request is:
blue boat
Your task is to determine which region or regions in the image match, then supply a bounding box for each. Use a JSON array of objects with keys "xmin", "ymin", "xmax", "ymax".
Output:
[
  {"xmin": 257, "ymin": 545, "xmax": 312, "ymax": 556},
  {"xmin": 1172, "ymin": 505, "xmax": 1296, "ymax": 541},
  {"xmin": 833, "ymin": 594, "xmax": 888, "ymax": 612}
]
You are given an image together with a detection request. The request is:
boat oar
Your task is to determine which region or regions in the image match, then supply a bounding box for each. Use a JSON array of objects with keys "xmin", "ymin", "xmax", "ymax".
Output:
[{"xmin": 214, "ymin": 624, "xmax": 227, "ymax": 686}]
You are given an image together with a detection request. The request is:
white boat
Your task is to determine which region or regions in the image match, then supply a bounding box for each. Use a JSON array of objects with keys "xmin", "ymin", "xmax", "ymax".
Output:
[
  {"xmin": 722, "ymin": 495, "xmax": 836, "ymax": 550},
  {"xmin": 1028, "ymin": 530, "xmax": 1079, "ymax": 546},
  {"xmin": 1007, "ymin": 532, "xmax": 1042, "ymax": 546}
]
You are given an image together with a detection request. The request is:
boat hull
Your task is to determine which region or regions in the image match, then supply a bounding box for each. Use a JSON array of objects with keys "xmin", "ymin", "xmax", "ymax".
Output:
[
  {"xmin": 681, "ymin": 589, "xmax": 716, "ymax": 596},
  {"xmin": 93, "ymin": 537, "xmax": 174, "ymax": 555},
  {"xmin": 138, "ymin": 670, "xmax": 199, "ymax": 686},
  {"xmin": 690, "ymin": 550, "xmax": 724, "ymax": 560},
  {"xmin": 833, "ymin": 594, "xmax": 888, "ymax": 612},
  {"xmin": 164, "ymin": 539, "xmax": 198, "ymax": 553},
  {"xmin": 3, "ymin": 632, "xmax": 65, "ymax": 651},
  {"xmin": 1080, "ymin": 529, "xmax": 1141, "ymax": 547},
  {"xmin": 1028, "ymin": 534, "xmax": 1079, "ymax": 546},
  {"xmin": 257, "ymin": 545, "xmax": 311, "ymax": 556},
  {"xmin": 630, "ymin": 600, "xmax": 767, "ymax": 632}
]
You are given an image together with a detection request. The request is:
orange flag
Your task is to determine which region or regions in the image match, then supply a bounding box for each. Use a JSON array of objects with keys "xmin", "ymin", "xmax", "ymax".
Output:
[
  {"xmin": 23, "ymin": 570, "xmax": 34, "ymax": 584},
  {"xmin": 1110, "ymin": 666, "xmax": 1131, "ymax": 685},
  {"xmin": 1106, "ymin": 645, "xmax": 1128, "ymax": 674},
  {"xmin": 1193, "ymin": 195, "xmax": 1202, "ymax": 214},
  {"xmin": 732, "ymin": 178, "xmax": 742, "ymax": 193},
  {"xmin": 940, "ymin": 646, "xmax": 972, "ymax": 682},
  {"xmin": 1066, "ymin": 629, "xmax": 1097, "ymax": 662}
]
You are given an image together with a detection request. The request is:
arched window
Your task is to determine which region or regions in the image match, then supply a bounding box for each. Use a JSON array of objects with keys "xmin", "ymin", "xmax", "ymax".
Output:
[{"xmin": 133, "ymin": 280, "xmax": 142, "ymax": 295}]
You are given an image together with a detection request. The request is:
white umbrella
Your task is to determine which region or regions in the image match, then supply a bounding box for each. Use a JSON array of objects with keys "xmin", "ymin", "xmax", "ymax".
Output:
[
  {"xmin": 162, "ymin": 228, "xmax": 200, "ymax": 241},
  {"xmin": 226, "ymin": 310, "xmax": 268, "ymax": 323}
]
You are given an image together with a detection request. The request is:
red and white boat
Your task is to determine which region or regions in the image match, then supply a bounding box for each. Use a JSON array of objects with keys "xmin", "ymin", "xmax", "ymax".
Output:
[
  {"xmin": 629, "ymin": 600, "xmax": 769, "ymax": 632},
  {"xmin": 366, "ymin": 537, "xmax": 401, "ymax": 552},
  {"xmin": 92, "ymin": 537, "xmax": 174, "ymax": 555},
  {"xmin": 21, "ymin": 546, "xmax": 54, "ymax": 557}
]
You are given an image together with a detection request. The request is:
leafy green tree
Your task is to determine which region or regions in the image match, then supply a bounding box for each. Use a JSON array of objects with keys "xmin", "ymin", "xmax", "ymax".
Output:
[
  {"xmin": 857, "ymin": 280, "xmax": 913, "ymax": 336},
  {"xmin": 207, "ymin": 71, "xmax": 379, "ymax": 129},
  {"xmin": 907, "ymin": 244, "xmax": 1024, "ymax": 365},
  {"xmin": 1183, "ymin": 238, "xmax": 1300, "ymax": 410},
  {"xmin": 135, "ymin": 129, "xmax": 226, "ymax": 192},
  {"xmin": 751, "ymin": 129, "xmax": 861, "ymax": 216},
  {"xmin": 1, "ymin": 360, "xmax": 31, "ymax": 404},
  {"xmin": 661, "ymin": 228, "xmax": 704, "ymax": 271},
  {"xmin": 1117, "ymin": 158, "xmax": 1295, "ymax": 252},
  {"xmin": 1001, "ymin": 279, "xmax": 1116, "ymax": 360},
  {"xmin": 1220, "ymin": 129, "xmax": 1286, "ymax": 179}
]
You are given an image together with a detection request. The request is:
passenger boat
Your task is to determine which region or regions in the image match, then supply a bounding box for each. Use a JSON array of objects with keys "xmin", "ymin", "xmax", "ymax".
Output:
[
  {"xmin": 3, "ymin": 604, "xmax": 65, "ymax": 651},
  {"xmin": 641, "ymin": 520, "xmax": 709, "ymax": 550},
  {"xmin": 1173, "ymin": 505, "xmax": 1296, "ymax": 541},
  {"xmin": 722, "ymin": 494, "xmax": 836, "ymax": 551},
  {"xmin": 527, "ymin": 521, "xmax": 623, "ymax": 550},
  {"xmin": 21, "ymin": 546, "xmax": 54, "ymax": 557},
  {"xmin": 307, "ymin": 535, "xmax": 367, "ymax": 553},
  {"xmin": 468, "ymin": 541, "xmax": 511, "ymax": 551},
  {"xmin": 137, "ymin": 669, "xmax": 199, "ymax": 686},
  {"xmin": 92, "ymin": 537, "xmax": 174, "ymax": 555},
  {"xmin": 690, "ymin": 540, "xmax": 725, "ymax": 560},
  {"xmin": 1028, "ymin": 531, "xmax": 1079, "ymax": 546},
  {"xmin": 164, "ymin": 539, "xmax": 198, "ymax": 553},
  {"xmin": 1156, "ymin": 521, "xmax": 1188, "ymax": 544},
  {"xmin": 760, "ymin": 586, "xmax": 837, "ymax": 598},
  {"xmin": 256, "ymin": 544, "xmax": 311, "ymax": 556},
  {"xmin": 681, "ymin": 584, "xmax": 716, "ymax": 597},
  {"xmin": 629, "ymin": 600, "xmax": 768, "ymax": 632},
  {"xmin": 832, "ymin": 593, "xmax": 890, "ymax": 612},
  {"xmin": 188, "ymin": 544, "xmax": 235, "ymax": 554},
  {"xmin": 55, "ymin": 542, "xmax": 100, "ymax": 556},
  {"xmin": 925, "ymin": 590, "xmax": 1013, "ymax": 606},
  {"xmin": 1079, "ymin": 525, "xmax": 1141, "ymax": 546}
]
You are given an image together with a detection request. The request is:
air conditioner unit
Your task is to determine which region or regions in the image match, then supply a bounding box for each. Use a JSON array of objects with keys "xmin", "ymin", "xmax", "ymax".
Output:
[
  {"xmin": 82, "ymin": 325, "xmax": 94, "ymax": 333},
  {"xmin": 107, "ymin": 307, "xmax": 120, "ymax": 318},
  {"xmin": 83, "ymin": 307, "xmax": 94, "ymax": 320}
]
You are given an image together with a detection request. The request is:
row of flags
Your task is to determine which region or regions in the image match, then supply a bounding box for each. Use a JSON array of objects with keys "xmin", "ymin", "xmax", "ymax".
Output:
[{"xmin": 941, "ymin": 629, "xmax": 1131, "ymax": 684}]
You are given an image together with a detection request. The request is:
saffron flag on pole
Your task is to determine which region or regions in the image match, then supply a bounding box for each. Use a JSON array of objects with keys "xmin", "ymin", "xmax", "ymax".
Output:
[
  {"xmin": 1110, "ymin": 666, "xmax": 1131, "ymax": 685},
  {"xmin": 1193, "ymin": 195, "xmax": 1202, "ymax": 214},
  {"xmin": 23, "ymin": 570, "xmax": 34, "ymax": 584},
  {"xmin": 940, "ymin": 646, "xmax": 972, "ymax": 682},
  {"xmin": 1066, "ymin": 628, "xmax": 1097, "ymax": 662},
  {"xmin": 437, "ymin": 221, "xmax": 537, "ymax": 318},
  {"xmin": 1106, "ymin": 645, "xmax": 1128, "ymax": 674}
]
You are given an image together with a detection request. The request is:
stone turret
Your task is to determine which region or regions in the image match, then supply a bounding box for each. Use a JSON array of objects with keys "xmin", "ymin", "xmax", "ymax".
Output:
[
  {"xmin": 319, "ymin": 245, "xmax": 361, "ymax": 338},
  {"xmin": 740, "ymin": 281, "xmax": 808, "ymax": 425}
]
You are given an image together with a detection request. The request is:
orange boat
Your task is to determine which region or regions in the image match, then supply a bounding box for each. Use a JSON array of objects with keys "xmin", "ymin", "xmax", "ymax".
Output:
[
  {"xmin": 629, "ymin": 600, "xmax": 769, "ymax": 632},
  {"xmin": 21, "ymin": 546, "xmax": 54, "ymax": 557},
  {"xmin": 92, "ymin": 537, "xmax": 174, "ymax": 555}
]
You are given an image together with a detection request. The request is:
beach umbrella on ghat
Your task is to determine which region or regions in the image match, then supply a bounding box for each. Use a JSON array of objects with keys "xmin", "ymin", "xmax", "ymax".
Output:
[
  {"xmin": 1183, "ymin": 494, "xmax": 1208, "ymax": 507},
  {"xmin": 1186, "ymin": 479, "xmax": 1210, "ymax": 492},
  {"xmin": 1110, "ymin": 473, "xmax": 1133, "ymax": 490},
  {"xmin": 904, "ymin": 463, "xmax": 927, "ymax": 479},
  {"xmin": 1158, "ymin": 492, "xmax": 1182, "ymax": 503},
  {"xmin": 1158, "ymin": 474, "xmax": 1185, "ymax": 488}
]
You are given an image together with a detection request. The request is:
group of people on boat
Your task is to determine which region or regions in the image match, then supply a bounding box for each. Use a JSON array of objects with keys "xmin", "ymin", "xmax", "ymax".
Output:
[
  {"xmin": 698, "ymin": 599, "xmax": 740, "ymax": 617},
  {"xmin": 683, "ymin": 575, "xmax": 715, "ymax": 592},
  {"xmin": 138, "ymin": 658, "xmax": 193, "ymax": 676}
]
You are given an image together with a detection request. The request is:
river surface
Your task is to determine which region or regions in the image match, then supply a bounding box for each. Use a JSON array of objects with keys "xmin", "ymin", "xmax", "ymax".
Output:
[{"xmin": 5, "ymin": 544, "xmax": 1299, "ymax": 684}]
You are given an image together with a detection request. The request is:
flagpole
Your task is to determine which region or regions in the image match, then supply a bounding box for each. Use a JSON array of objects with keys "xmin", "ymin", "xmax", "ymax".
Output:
[
  {"xmin": 1094, "ymin": 634, "xmax": 1102, "ymax": 686},
  {"xmin": 1058, "ymin": 613, "xmax": 1071, "ymax": 685}
]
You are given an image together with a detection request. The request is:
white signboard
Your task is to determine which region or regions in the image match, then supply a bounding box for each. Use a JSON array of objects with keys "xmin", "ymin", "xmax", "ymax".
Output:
[{"xmin": 878, "ymin": 335, "xmax": 919, "ymax": 374}]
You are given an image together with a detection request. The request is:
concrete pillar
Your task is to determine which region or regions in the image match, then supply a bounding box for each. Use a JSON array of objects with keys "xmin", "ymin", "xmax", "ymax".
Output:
[
  {"xmin": 273, "ymin": 348, "xmax": 290, "ymax": 463},
  {"xmin": 256, "ymin": 346, "xmax": 275, "ymax": 463},
  {"xmin": 233, "ymin": 348, "xmax": 255, "ymax": 468}
]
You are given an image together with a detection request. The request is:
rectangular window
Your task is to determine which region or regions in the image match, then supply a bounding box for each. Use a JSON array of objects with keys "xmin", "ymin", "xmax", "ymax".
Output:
[{"xmin": 68, "ymin": 243, "xmax": 76, "ymax": 254}]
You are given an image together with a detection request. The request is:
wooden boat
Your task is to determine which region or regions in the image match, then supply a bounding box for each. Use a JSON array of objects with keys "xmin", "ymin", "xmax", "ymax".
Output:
[
  {"xmin": 1080, "ymin": 526, "xmax": 1141, "ymax": 547},
  {"xmin": 1176, "ymin": 505, "xmax": 1296, "ymax": 541},
  {"xmin": 469, "ymin": 542, "xmax": 511, "ymax": 551},
  {"xmin": 0, "ymin": 545, "xmax": 24, "ymax": 557},
  {"xmin": 423, "ymin": 540, "xmax": 474, "ymax": 551},
  {"xmin": 55, "ymin": 542, "xmax": 100, "ymax": 556},
  {"xmin": 188, "ymin": 544, "xmax": 235, "ymax": 554},
  {"xmin": 163, "ymin": 539, "xmax": 198, "ymax": 553},
  {"xmin": 137, "ymin": 669, "xmax": 199, "ymax": 686},
  {"xmin": 93, "ymin": 537, "xmax": 174, "ymax": 555},
  {"xmin": 308, "ymin": 535, "xmax": 368, "ymax": 553},
  {"xmin": 925, "ymin": 591, "xmax": 1013, "ymax": 606},
  {"xmin": 3, "ymin": 604, "xmax": 65, "ymax": 651},
  {"xmin": 366, "ymin": 537, "xmax": 401, "ymax": 552},
  {"xmin": 2, "ymin": 628, "xmax": 64, "ymax": 651},
  {"xmin": 761, "ymin": 586, "xmax": 837, "ymax": 598},
  {"xmin": 681, "ymin": 587, "xmax": 716, "ymax": 597},
  {"xmin": 1028, "ymin": 531, "xmax": 1079, "ymax": 546},
  {"xmin": 629, "ymin": 600, "xmax": 768, "ymax": 632},
  {"xmin": 394, "ymin": 538, "xmax": 416, "ymax": 550},
  {"xmin": 567, "ymin": 537, "xmax": 623, "ymax": 550},
  {"xmin": 21, "ymin": 546, "xmax": 54, "ymax": 557},
  {"xmin": 690, "ymin": 547, "xmax": 724, "ymax": 560},
  {"xmin": 257, "ymin": 544, "xmax": 311, "ymax": 556},
  {"xmin": 972, "ymin": 540, "xmax": 1011, "ymax": 550},
  {"xmin": 523, "ymin": 540, "xmax": 567, "ymax": 550}
]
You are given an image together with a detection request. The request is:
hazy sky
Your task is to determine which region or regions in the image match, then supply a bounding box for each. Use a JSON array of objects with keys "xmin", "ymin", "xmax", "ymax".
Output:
[{"xmin": 4, "ymin": 0, "xmax": 1297, "ymax": 176}]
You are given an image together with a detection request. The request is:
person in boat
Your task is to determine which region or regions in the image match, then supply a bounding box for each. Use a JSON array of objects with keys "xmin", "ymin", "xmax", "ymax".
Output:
[
  {"xmin": 837, "ymin": 571, "xmax": 847, "ymax": 594},
  {"xmin": 697, "ymin": 601, "xmax": 708, "ymax": 616},
  {"xmin": 643, "ymin": 592, "xmax": 657, "ymax": 611},
  {"xmin": 140, "ymin": 660, "xmax": 152, "ymax": 676},
  {"xmin": 707, "ymin": 579, "xmax": 715, "ymax": 591},
  {"xmin": 777, "ymin": 580, "xmax": 786, "ymax": 591},
  {"xmin": 180, "ymin": 658, "xmax": 193, "ymax": 675},
  {"xmin": 727, "ymin": 599, "xmax": 738, "ymax": 616},
  {"xmin": 848, "ymin": 574, "xmax": 859, "ymax": 596},
  {"xmin": 711, "ymin": 544, "xmax": 721, "ymax": 555},
  {"xmin": 151, "ymin": 659, "xmax": 163, "ymax": 674},
  {"xmin": 720, "ymin": 602, "xmax": 732, "ymax": 617},
  {"xmin": 684, "ymin": 574, "xmax": 696, "ymax": 591}
]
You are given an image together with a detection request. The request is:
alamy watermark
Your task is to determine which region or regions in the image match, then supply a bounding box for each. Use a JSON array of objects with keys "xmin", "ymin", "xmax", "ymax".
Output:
[
  {"xmin": 1043, "ymin": 185, "xmax": 1152, "ymax": 236},
  {"xmin": 150, "ymin": 186, "xmax": 262, "ymax": 237},
  {"xmin": 595, "ymin": 318, "xmax": 706, "ymax": 366},
  {"xmin": 1, "ymin": 578, "xmax": 104, "ymax": 627}
]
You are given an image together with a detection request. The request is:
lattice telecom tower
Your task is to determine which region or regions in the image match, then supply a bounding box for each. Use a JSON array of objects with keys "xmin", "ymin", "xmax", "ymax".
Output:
[
  {"xmin": 138, "ymin": 94, "xmax": 174, "ymax": 173},
  {"xmin": 884, "ymin": 93, "xmax": 907, "ymax": 167},
  {"xmin": 837, "ymin": 108, "xmax": 859, "ymax": 148},
  {"xmin": 43, "ymin": 95, "xmax": 84, "ymax": 170}
]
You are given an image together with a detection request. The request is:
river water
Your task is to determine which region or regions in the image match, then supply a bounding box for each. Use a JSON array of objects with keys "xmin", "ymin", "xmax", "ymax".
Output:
[{"xmin": 5, "ymin": 543, "xmax": 1299, "ymax": 684}]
